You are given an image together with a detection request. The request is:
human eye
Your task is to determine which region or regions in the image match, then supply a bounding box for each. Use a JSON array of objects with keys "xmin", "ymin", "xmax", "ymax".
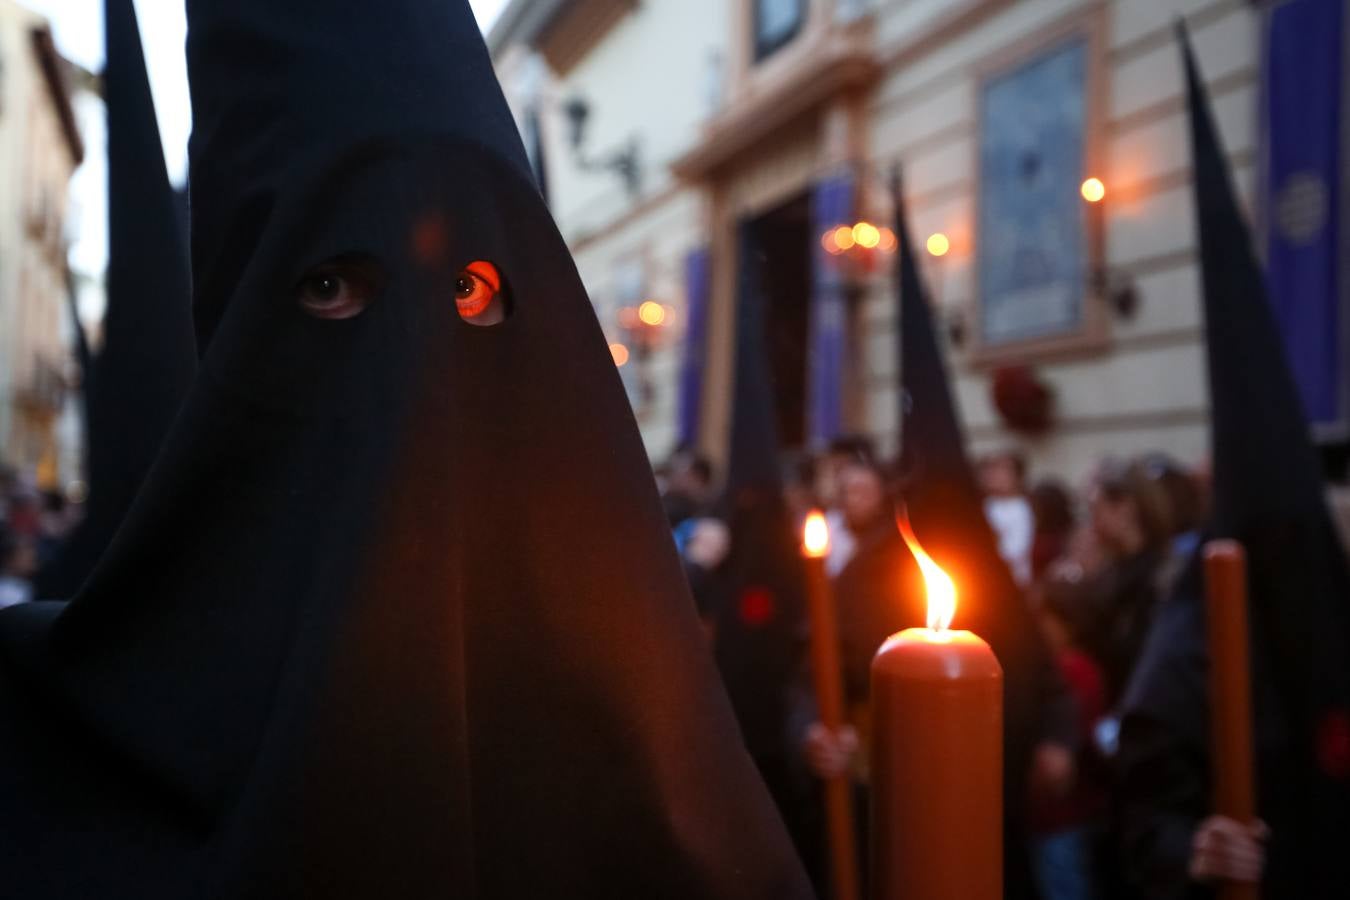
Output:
[
  {"xmin": 295, "ymin": 256, "xmax": 382, "ymax": 320},
  {"xmin": 454, "ymin": 260, "xmax": 506, "ymax": 326}
]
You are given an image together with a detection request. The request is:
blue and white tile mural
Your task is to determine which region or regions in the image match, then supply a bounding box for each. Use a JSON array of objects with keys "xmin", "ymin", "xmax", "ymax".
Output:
[{"xmin": 977, "ymin": 37, "xmax": 1089, "ymax": 346}]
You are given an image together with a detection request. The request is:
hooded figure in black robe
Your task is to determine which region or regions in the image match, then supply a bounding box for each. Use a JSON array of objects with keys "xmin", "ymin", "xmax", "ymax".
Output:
[
  {"xmin": 715, "ymin": 223, "xmax": 812, "ymax": 863},
  {"xmin": 1117, "ymin": 25, "xmax": 1350, "ymax": 899},
  {"xmin": 893, "ymin": 169, "xmax": 1074, "ymax": 899},
  {"xmin": 0, "ymin": 1, "xmax": 814, "ymax": 896},
  {"xmin": 35, "ymin": 0, "xmax": 196, "ymax": 600}
]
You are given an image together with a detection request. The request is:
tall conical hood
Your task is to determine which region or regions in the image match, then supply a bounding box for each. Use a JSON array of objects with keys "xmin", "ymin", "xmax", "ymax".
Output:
[
  {"xmin": 1180, "ymin": 21, "xmax": 1350, "ymax": 838},
  {"xmin": 894, "ymin": 168, "xmax": 1066, "ymax": 870},
  {"xmin": 186, "ymin": 0, "xmax": 533, "ymax": 350},
  {"xmin": 36, "ymin": 0, "xmax": 196, "ymax": 600},
  {"xmin": 717, "ymin": 223, "xmax": 806, "ymax": 790},
  {"xmin": 0, "ymin": 2, "xmax": 811, "ymax": 896}
]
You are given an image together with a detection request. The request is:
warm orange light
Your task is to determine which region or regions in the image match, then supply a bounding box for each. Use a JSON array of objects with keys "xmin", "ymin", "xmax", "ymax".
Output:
[
  {"xmin": 852, "ymin": 221, "xmax": 881, "ymax": 249},
  {"xmin": 926, "ymin": 233, "xmax": 950, "ymax": 258},
  {"xmin": 896, "ymin": 510, "xmax": 957, "ymax": 633},
  {"xmin": 821, "ymin": 230, "xmax": 841, "ymax": 255},
  {"xmin": 802, "ymin": 509, "xmax": 830, "ymax": 558},
  {"xmin": 833, "ymin": 225, "xmax": 856, "ymax": 251},
  {"xmin": 638, "ymin": 300, "xmax": 666, "ymax": 326},
  {"xmin": 878, "ymin": 227, "xmax": 898, "ymax": 254},
  {"xmin": 1081, "ymin": 177, "xmax": 1105, "ymax": 203},
  {"xmin": 609, "ymin": 342, "xmax": 630, "ymax": 367}
]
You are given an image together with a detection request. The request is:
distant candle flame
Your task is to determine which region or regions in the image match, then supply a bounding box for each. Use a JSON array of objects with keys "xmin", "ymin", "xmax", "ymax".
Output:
[
  {"xmin": 896, "ymin": 510, "xmax": 957, "ymax": 633},
  {"xmin": 802, "ymin": 510, "xmax": 830, "ymax": 559}
]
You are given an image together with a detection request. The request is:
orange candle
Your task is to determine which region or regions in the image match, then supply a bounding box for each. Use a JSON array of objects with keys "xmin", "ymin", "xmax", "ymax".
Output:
[
  {"xmin": 802, "ymin": 511, "xmax": 860, "ymax": 900},
  {"xmin": 1202, "ymin": 540, "xmax": 1257, "ymax": 900},
  {"xmin": 870, "ymin": 516, "xmax": 1002, "ymax": 900}
]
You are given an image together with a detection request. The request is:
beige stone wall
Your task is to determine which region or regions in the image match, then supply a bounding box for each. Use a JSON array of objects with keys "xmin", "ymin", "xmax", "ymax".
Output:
[
  {"xmin": 0, "ymin": 0, "xmax": 81, "ymax": 483},
  {"xmin": 495, "ymin": 0, "xmax": 1268, "ymax": 480},
  {"xmin": 861, "ymin": 0, "xmax": 1260, "ymax": 484}
]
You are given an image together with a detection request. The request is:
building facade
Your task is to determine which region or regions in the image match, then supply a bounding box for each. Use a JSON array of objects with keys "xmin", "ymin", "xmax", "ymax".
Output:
[
  {"xmin": 491, "ymin": 0, "xmax": 1346, "ymax": 486},
  {"xmin": 0, "ymin": 0, "xmax": 84, "ymax": 488}
]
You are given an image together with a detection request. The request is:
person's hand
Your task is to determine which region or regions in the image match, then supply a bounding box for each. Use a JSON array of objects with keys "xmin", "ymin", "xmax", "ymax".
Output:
[
  {"xmin": 1029, "ymin": 740, "xmax": 1076, "ymax": 799},
  {"xmin": 803, "ymin": 723, "xmax": 858, "ymax": 780},
  {"xmin": 1188, "ymin": 816, "xmax": 1269, "ymax": 884}
]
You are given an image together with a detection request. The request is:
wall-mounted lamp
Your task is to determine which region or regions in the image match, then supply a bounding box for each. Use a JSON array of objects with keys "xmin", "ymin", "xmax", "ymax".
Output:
[
  {"xmin": 1080, "ymin": 175, "xmax": 1139, "ymax": 319},
  {"xmin": 563, "ymin": 95, "xmax": 642, "ymax": 199}
]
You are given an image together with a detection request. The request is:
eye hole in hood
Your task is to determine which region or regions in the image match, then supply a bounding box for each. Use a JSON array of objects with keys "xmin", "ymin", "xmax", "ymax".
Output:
[
  {"xmin": 295, "ymin": 254, "xmax": 386, "ymax": 320},
  {"xmin": 455, "ymin": 260, "xmax": 506, "ymax": 326}
]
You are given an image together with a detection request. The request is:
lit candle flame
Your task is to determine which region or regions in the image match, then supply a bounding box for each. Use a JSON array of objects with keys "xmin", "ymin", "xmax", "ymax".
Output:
[
  {"xmin": 802, "ymin": 509, "xmax": 830, "ymax": 559},
  {"xmin": 896, "ymin": 510, "xmax": 957, "ymax": 633}
]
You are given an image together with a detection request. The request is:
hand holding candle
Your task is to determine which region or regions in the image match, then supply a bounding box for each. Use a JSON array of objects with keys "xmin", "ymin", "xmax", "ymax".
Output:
[
  {"xmin": 870, "ymin": 512, "xmax": 1003, "ymax": 900},
  {"xmin": 802, "ymin": 510, "xmax": 861, "ymax": 900}
]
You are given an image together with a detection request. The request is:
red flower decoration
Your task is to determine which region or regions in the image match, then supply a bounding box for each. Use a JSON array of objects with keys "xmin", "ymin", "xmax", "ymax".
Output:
[{"xmin": 991, "ymin": 365, "xmax": 1055, "ymax": 435}]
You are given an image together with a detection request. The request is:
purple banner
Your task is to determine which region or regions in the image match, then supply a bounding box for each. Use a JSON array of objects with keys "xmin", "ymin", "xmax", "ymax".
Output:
[
  {"xmin": 1261, "ymin": 0, "xmax": 1345, "ymax": 434},
  {"xmin": 677, "ymin": 246, "xmax": 712, "ymax": 447},
  {"xmin": 808, "ymin": 171, "xmax": 854, "ymax": 446}
]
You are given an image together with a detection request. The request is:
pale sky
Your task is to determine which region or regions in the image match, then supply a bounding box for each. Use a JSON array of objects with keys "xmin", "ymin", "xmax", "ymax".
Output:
[{"xmin": 20, "ymin": 0, "xmax": 510, "ymax": 278}]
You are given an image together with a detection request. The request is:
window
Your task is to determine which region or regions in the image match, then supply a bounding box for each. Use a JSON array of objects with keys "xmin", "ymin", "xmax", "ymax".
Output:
[{"xmin": 753, "ymin": 0, "xmax": 807, "ymax": 62}]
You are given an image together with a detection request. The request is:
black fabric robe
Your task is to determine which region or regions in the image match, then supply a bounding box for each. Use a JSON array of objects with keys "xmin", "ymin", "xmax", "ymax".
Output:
[
  {"xmin": 34, "ymin": 0, "xmax": 196, "ymax": 600},
  {"xmin": 1116, "ymin": 26, "xmax": 1350, "ymax": 899},
  {"xmin": 0, "ymin": 2, "xmax": 813, "ymax": 896}
]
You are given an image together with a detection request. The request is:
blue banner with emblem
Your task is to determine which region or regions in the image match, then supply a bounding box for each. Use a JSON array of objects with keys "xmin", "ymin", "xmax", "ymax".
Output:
[
  {"xmin": 677, "ymin": 246, "xmax": 711, "ymax": 448},
  {"xmin": 1262, "ymin": 0, "xmax": 1345, "ymax": 434},
  {"xmin": 808, "ymin": 170, "xmax": 854, "ymax": 447}
]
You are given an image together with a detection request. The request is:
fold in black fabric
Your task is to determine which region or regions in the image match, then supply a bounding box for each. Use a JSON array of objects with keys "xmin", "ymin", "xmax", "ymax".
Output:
[
  {"xmin": 35, "ymin": 0, "xmax": 196, "ymax": 601},
  {"xmin": 0, "ymin": 1, "xmax": 812, "ymax": 896}
]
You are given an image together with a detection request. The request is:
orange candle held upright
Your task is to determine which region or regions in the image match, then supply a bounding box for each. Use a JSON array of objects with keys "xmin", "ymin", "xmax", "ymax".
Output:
[
  {"xmin": 1203, "ymin": 540, "xmax": 1257, "ymax": 900},
  {"xmin": 870, "ymin": 516, "xmax": 1002, "ymax": 900},
  {"xmin": 802, "ymin": 511, "xmax": 861, "ymax": 900}
]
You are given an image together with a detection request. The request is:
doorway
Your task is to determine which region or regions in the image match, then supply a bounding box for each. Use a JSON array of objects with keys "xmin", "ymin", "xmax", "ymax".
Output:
[{"xmin": 745, "ymin": 192, "xmax": 812, "ymax": 452}]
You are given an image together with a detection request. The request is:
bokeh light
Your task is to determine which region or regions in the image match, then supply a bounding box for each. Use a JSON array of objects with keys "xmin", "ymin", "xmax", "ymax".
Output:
[
  {"xmin": 637, "ymin": 300, "xmax": 666, "ymax": 326},
  {"xmin": 1081, "ymin": 177, "xmax": 1106, "ymax": 203},
  {"xmin": 609, "ymin": 342, "xmax": 630, "ymax": 367},
  {"xmin": 852, "ymin": 221, "xmax": 881, "ymax": 249},
  {"xmin": 926, "ymin": 232, "xmax": 950, "ymax": 257}
]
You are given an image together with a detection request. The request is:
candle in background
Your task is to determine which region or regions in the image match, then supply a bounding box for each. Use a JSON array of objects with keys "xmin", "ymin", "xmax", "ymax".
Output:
[
  {"xmin": 870, "ymin": 513, "xmax": 1002, "ymax": 900},
  {"xmin": 1203, "ymin": 540, "xmax": 1257, "ymax": 900},
  {"xmin": 802, "ymin": 510, "xmax": 861, "ymax": 900}
]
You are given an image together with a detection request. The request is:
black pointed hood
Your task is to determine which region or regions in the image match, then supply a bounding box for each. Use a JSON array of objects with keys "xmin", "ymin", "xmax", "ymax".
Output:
[
  {"xmin": 1179, "ymin": 20, "xmax": 1350, "ymax": 838},
  {"xmin": 893, "ymin": 168, "xmax": 1065, "ymax": 832},
  {"xmin": 34, "ymin": 0, "xmax": 196, "ymax": 600},
  {"xmin": 186, "ymin": 0, "xmax": 533, "ymax": 351},
  {"xmin": 0, "ymin": 2, "xmax": 811, "ymax": 896},
  {"xmin": 716, "ymin": 224, "xmax": 806, "ymax": 779}
]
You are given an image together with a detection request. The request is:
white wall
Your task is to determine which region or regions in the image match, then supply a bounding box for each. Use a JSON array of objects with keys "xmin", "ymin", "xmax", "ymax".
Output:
[{"xmin": 539, "ymin": 0, "xmax": 727, "ymax": 245}]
